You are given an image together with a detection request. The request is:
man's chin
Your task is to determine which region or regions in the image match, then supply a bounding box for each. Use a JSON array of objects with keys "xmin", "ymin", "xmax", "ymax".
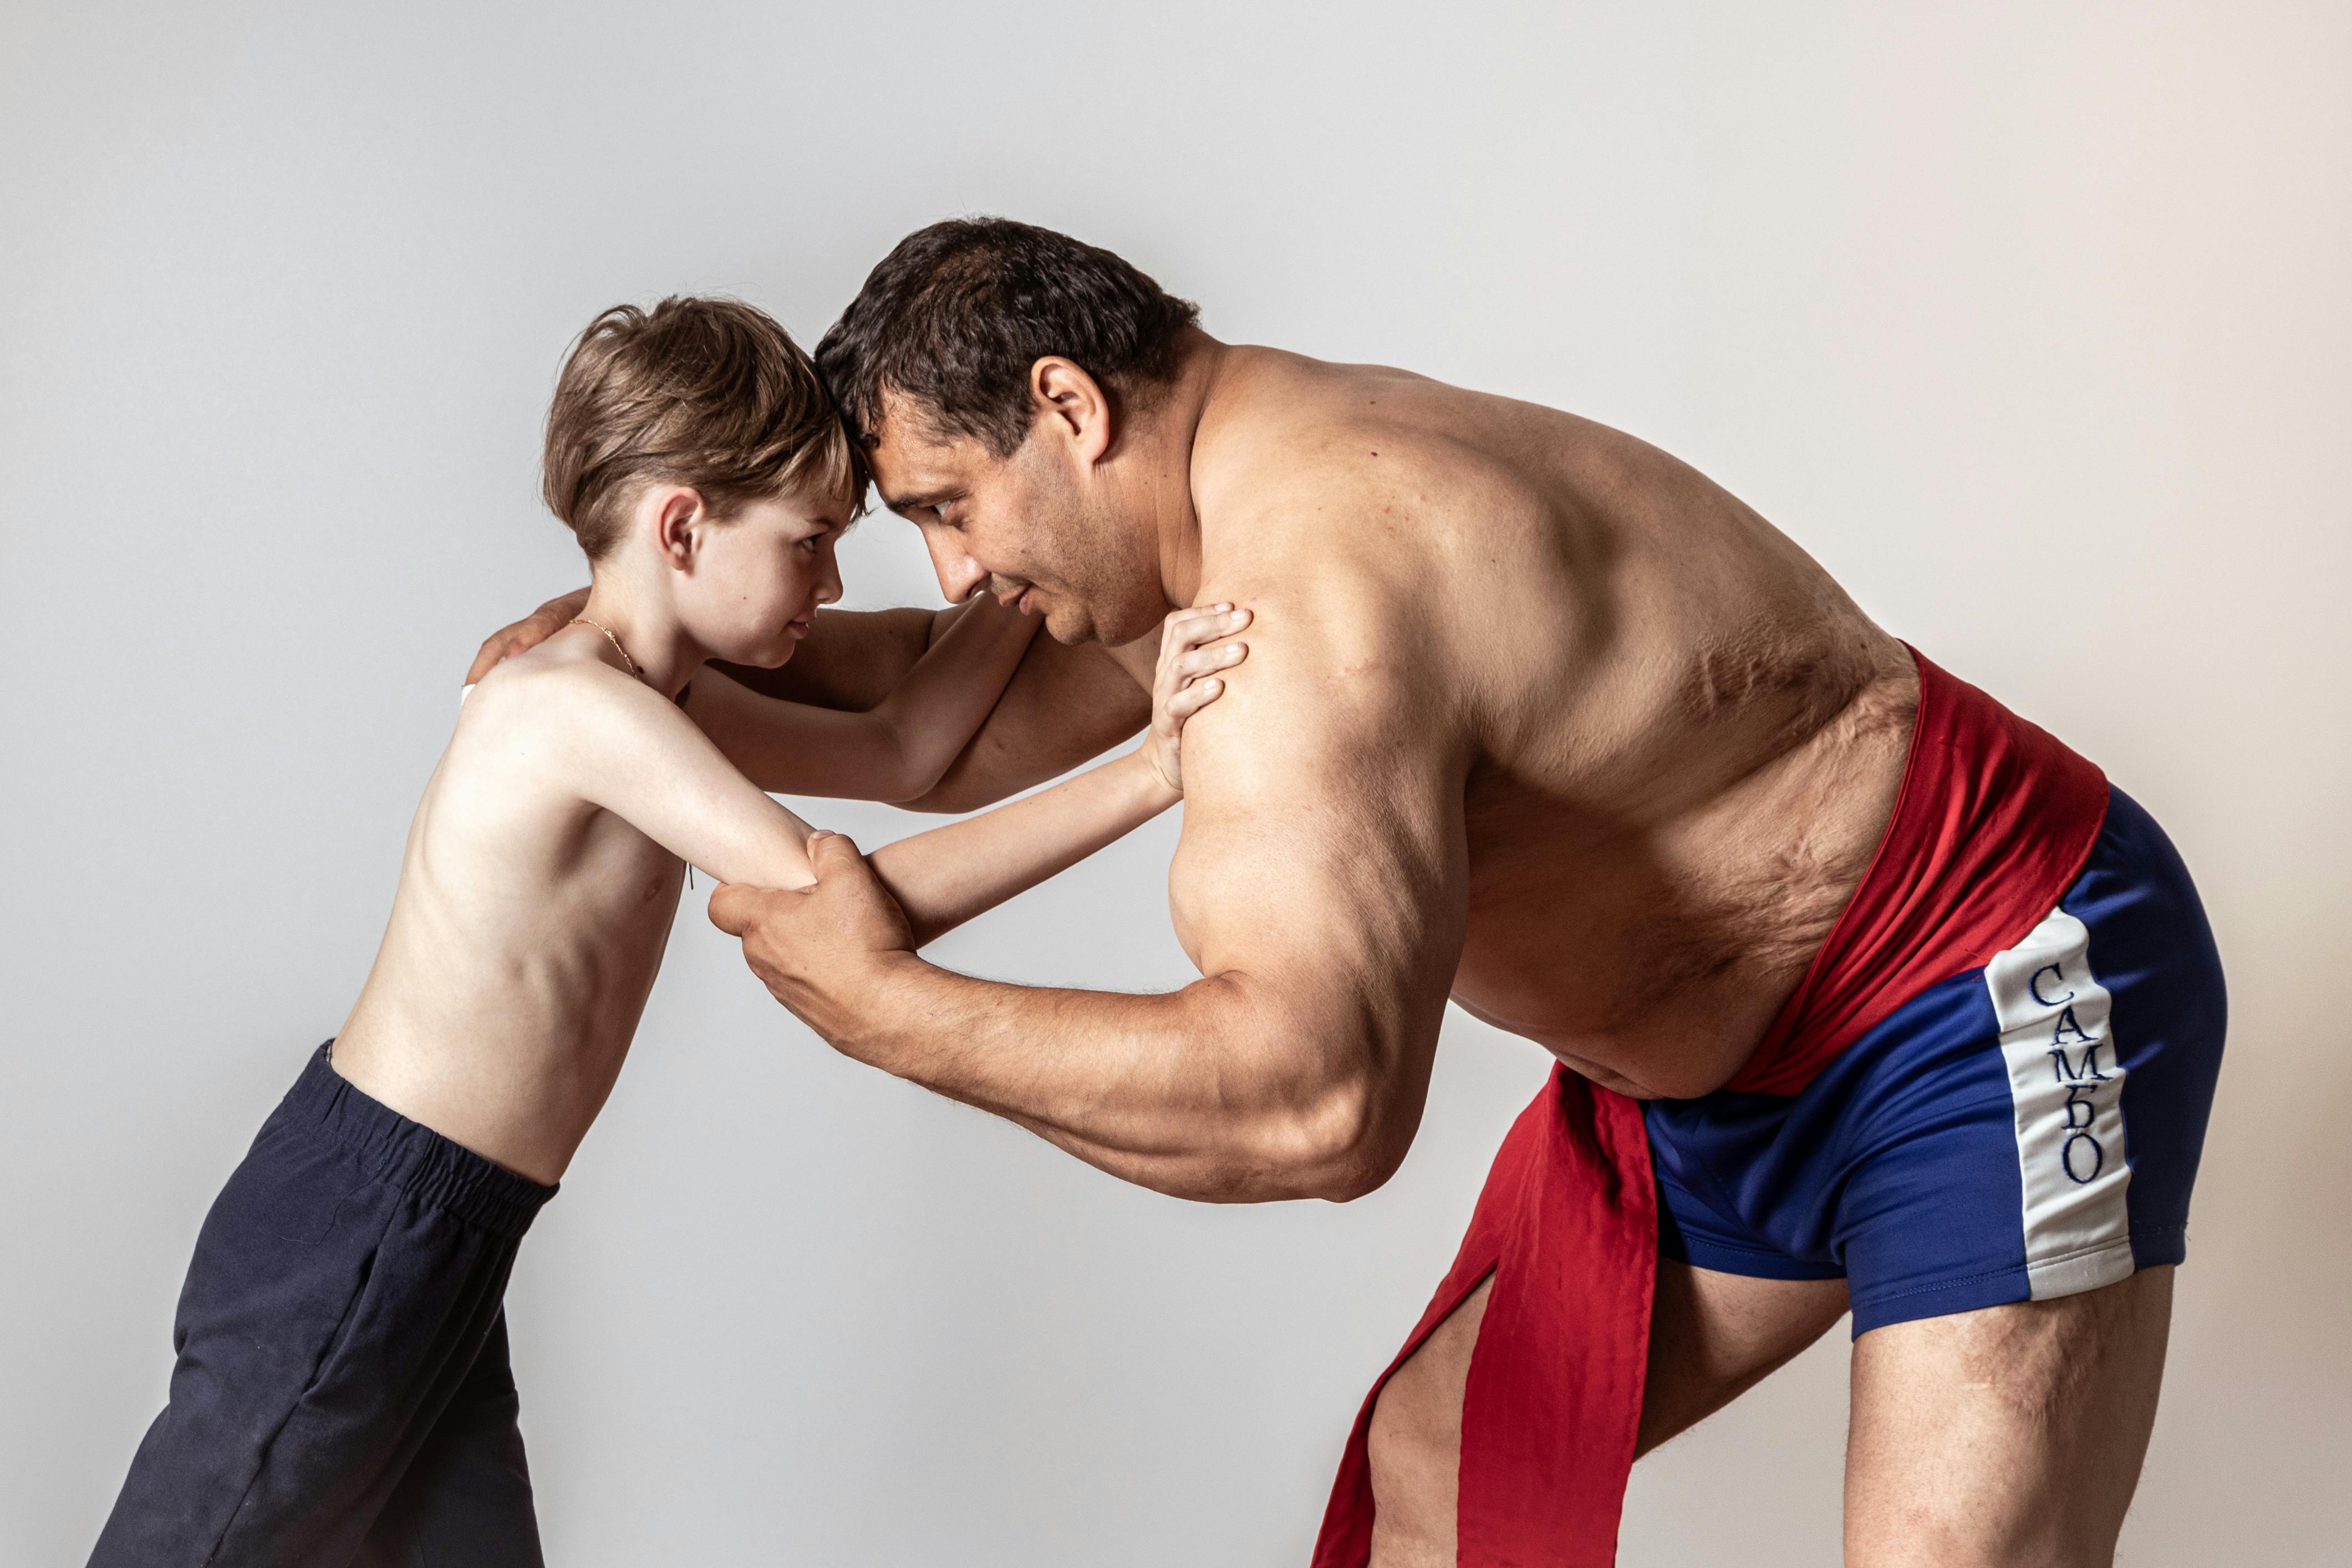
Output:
[{"xmin": 1036, "ymin": 591, "xmax": 1164, "ymax": 646}]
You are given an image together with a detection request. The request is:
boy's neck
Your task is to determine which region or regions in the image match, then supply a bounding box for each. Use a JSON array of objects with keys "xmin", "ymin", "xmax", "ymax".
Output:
[{"xmin": 573, "ymin": 579, "xmax": 705, "ymax": 699}]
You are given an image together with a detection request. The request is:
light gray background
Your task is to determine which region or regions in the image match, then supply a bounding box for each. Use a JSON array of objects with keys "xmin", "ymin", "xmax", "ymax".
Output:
[{"xmin": 4, "ymin": 3, "xmax": 2345, "ymax": 1562}]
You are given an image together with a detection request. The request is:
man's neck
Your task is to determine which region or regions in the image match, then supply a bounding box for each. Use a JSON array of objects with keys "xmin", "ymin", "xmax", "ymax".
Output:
[
  {"xmin": 573, "ymin": 578, "xmax": 704, "ymax": 699},
  {"xmin": 1132, "ymin": 329, "xmax": 1235, "ymax": 612}
]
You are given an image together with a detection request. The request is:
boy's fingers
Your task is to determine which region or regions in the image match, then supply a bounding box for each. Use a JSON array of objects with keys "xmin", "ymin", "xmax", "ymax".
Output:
[
  {"xmin": 1182, "ymin": 606, "xmax": 1249, "ymax": 645},
  {"xmin": 1170, "ymin": 678, "xmax": 1223, "ymax": 717},
  {"xmin": 1165, "ymin": 604, "xmax": 1246, "ymax": 650},
  {"xmin": 1179, "ymin": 642, "xmax": 1247, "ymax": 676}
]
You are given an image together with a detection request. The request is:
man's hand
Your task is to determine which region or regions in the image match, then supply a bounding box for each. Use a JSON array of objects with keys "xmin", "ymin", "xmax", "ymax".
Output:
[
  {"xmin": 707, "ymin": 833, "xmax": 917, "ymax": 1056},
  {"xmin": 466, "ymin": 587, "xmax": 589, "ymax": 685}
]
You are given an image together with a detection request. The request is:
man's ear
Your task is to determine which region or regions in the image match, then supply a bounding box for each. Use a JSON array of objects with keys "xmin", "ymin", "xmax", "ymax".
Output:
[
  {"xmin": 1028, "ymin": 357, "xmax": 1114, "ymax": 466},
  {"xmin": 653, "ymin": 486, "xmax": 705, "ymax": 569}
]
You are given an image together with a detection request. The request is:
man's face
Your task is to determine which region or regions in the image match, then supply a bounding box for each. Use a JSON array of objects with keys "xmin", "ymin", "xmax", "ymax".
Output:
[{"xmin": 865, "ymin": 397, "xmax": 1167, "ymax": 645}]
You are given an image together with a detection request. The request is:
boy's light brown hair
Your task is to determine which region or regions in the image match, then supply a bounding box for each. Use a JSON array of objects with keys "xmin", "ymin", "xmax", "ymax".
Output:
[{"xmin": 542, "ymin": 296, "xmax": 861, "ymax": 561}]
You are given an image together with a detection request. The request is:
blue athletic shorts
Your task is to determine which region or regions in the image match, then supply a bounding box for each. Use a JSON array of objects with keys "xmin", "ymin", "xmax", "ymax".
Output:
[{"xmin": 1646, "ymin": 786, "xmax": 2226, "ymax": 1336}]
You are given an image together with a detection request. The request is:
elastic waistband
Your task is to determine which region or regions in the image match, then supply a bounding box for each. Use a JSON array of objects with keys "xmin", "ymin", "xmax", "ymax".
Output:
[{"xmin": 279, "ymin": 1041, "xmax": 556, "ymax": 1242}]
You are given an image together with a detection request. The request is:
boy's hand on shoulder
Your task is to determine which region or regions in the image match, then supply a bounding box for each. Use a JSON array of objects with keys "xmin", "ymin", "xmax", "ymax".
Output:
[
  {"xmin": 1142, "ymin": 603, "xmax": 1250, "ymax": 795},
  {"xmin": 467, "ymin": 587, "xmax": 589, "ymax": 685}
]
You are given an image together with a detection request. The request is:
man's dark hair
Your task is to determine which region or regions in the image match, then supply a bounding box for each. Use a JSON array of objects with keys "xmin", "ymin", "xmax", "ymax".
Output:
[{"xmin": 814, "ymin": 217, "xmax": 1201, "ymax": 458}]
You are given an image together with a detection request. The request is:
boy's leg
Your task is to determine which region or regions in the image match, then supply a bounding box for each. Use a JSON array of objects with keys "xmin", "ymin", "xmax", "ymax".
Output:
[
  {"xmin": 90, "ymin": 1045, "xmax": 552, "ymax": 1568},
  {"xmin": 354, "ymin": 1309, "xmax": 546, "ymax": 1568}
]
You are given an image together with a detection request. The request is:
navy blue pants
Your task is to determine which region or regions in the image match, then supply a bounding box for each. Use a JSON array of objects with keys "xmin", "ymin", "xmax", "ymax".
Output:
[{"xmin": 91, "ymin": 1043, "xmax": 556, "ymax": 1567}]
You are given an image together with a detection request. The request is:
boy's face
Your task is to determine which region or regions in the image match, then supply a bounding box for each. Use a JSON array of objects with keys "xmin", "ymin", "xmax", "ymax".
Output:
[{"xmin": 676, "ymin": 485, "xmax": 849, "ymax": 667}]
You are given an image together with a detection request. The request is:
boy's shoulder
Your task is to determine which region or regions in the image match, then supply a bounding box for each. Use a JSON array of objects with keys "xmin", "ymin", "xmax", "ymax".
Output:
[
  {"xmin": 457, "ymin": 636, "xmax": 699, "ymax": 784},
  {"xmin": 465, "ymin": 638, "xmax": 651, "ymax": 729}
]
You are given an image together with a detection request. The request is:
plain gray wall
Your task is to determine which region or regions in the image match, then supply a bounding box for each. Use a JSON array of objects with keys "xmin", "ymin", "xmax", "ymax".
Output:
[{"xmin": 4, "ymin": 2, "xmax": 2345, "ymax": 1562}]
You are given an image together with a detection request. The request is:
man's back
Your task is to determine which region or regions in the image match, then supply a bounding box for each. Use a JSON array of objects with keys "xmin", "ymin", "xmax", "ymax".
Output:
[{"xmin": 1184, "ymin": 347, "xmax": 1918, "ymax": 1098}]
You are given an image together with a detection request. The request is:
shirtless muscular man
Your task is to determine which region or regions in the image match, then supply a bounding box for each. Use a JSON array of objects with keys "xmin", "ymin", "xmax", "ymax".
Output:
[{"xmin": 480, "ymin": 219, "xmax": 2224, "ymax": 1566}]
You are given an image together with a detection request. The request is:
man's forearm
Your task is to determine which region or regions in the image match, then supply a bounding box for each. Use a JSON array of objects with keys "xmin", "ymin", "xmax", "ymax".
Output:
[
  {"xmin": 716, "ymin": 603, "xmax": 1151, "ymax": 812},
  {"xmin": 712, "ymin": 605, "xmax": 941, "ymax": 711},
  {"xmin": 819, "ymin": 958, "xmax": 1381, "ymax": 1204}
]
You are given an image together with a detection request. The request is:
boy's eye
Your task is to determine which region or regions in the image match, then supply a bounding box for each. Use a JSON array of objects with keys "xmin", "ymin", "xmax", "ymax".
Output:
[{"xmin": 797, "ymin": 536, "xmax": 821, "ymax": 553}]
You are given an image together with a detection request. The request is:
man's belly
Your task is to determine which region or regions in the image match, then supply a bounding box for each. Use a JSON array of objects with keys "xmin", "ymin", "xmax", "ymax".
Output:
[
  {"xmin": 1449, "ymin": 944, "xmax": 1803, "ymax": 1100},
  {"xmin": 1449, "ymin": 709, "xmax": 1913, "ymax": 1098}
]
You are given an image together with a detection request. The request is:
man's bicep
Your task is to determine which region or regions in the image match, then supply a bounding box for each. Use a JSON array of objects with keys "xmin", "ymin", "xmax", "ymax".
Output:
[{"xmin": 1168, "ymin": 646, "xmax": 1468, "ymax": 1060}]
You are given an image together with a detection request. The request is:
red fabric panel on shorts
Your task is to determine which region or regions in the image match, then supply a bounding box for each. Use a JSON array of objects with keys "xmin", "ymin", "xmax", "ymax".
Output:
[
  {"xmin": 1311, "ymin": 1072, "xmax": 1653, "ymax": 1568},
  {"xmin": 1309, "ymin": 647, "xmax": 2108, "ymax": 1566},
  {"xmin": 1724, "ymin": 647, "xmax": 2109, "ymax": 1096}
]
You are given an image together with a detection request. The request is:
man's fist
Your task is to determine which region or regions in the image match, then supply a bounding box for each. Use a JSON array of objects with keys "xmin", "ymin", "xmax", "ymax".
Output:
[
  {"xmin": 708, "ymin": 832, "xmax": 919, "ymax": 1060},
  {"xmin": 466, "ymin": 587, "xmax": 589, "ymax": 685}
]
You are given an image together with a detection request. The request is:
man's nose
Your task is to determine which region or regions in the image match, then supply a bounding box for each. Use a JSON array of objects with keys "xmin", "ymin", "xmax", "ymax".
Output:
[{"xmin": 924, "ymin": 530, "xmax": 990, "ymax": 605}]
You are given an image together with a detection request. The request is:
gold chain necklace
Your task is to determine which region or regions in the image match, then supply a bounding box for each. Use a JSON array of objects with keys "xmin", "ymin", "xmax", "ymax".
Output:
[{"xmin": 571, "ymin": 617, "xmax": 642, "ymax": 681}]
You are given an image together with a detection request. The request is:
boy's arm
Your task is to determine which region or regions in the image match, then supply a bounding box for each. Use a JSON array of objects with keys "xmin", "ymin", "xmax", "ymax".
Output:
[
  {"xmin": 470, "ymin": 589, "xmax": 1149, "ymax": 811},
  {"xmin": 866, "ymin": 604, "xmax": 1241, "ymax": 943},
  {"xmin": 684, "ymin": 596, "xmax": 1041, "ymax": 802},
  {"xmin": 486, "ymin": 605, "xmax": 1244, "ymax": 944},
  {"xmin": 479, "ymin": 663, "xmax": 822, "ymax": 893}
]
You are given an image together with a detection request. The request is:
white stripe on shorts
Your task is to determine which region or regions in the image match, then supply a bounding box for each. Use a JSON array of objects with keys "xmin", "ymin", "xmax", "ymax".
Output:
[{"xmin": 1984, "ymin": 907, "xmax": 2136, "ymax": 1300}]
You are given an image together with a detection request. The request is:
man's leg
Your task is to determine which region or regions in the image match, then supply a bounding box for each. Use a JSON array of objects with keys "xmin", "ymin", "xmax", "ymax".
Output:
[
  {"xmin": 1845, "ymin": 1266, "xmax": 2172, "ymax": 1568},
  {"xmin": 1365, "ymin": 1261, "xmax": 1850, "ymax": 1566}
]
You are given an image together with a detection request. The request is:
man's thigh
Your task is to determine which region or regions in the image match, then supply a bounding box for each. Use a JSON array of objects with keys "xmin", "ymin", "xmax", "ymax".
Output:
[
  {"xmin": 1846, "ymin": 1266, "xmax": 2173, "ymax": 1568},
  {"xmin": 1365, "ymin": 1262, "xmax": 1847, "ymax": 1566},
  {"xmin": 1639, "ymin": 1259, "xmax": 1850, "ymax": 1455}
]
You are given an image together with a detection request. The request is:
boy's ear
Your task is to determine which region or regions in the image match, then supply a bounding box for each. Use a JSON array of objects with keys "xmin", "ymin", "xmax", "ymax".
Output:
[
  {"xmin": 653, "ymin": 486, "xmax": 704, "ymax": 568},
  {"xmin": 1027, "ymin": 357, "xmax": 1114, "ymax": 467}
]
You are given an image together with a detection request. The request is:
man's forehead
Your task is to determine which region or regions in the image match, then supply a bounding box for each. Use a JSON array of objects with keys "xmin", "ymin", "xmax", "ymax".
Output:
[{"xmin": 866, "ymin": 395, "xmax": 986, "ymax": 507}]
